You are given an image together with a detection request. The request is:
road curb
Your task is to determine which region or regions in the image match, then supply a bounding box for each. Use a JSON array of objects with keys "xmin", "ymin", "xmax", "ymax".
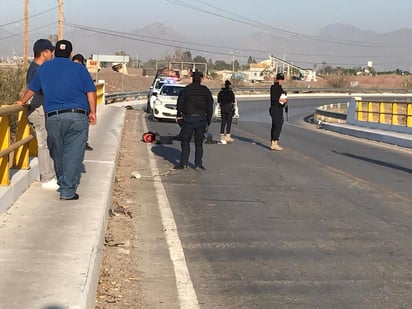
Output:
[
  {"xmin": 312, "ymin": 117, "xmax": 412, "ymax": 149},
  {"xmin": 0, "ymin": 158, "xmax": 39, "ymax": 215}
]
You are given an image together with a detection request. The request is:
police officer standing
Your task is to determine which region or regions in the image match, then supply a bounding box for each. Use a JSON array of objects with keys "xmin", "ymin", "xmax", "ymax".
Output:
[
  {"xmin": 269, "ymin": 72, "xmax": 288, "ymax": 151},
  {"xmin": 174, "ymin": 70, "xmax": 213, "ymax": 171},
  {"xmin": 217, "ymin": 80, "xmax": 236, "ymax": 142}
]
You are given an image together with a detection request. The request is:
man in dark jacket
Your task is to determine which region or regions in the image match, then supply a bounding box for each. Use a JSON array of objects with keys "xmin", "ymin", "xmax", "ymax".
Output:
[
  {"xmin": 217, "ymin": 80, "xmax": 236, "ymax": 142},
  {"xmin": 174, "ymin": 70, "xmax": 213, "ymax": 170},
  {"xmin": 23, "ymin": 39, "xmax": 57, "ymax": 190},
  {"xmin": 269, "ymin": 72, "xmax": 288, "ymax": 150}
]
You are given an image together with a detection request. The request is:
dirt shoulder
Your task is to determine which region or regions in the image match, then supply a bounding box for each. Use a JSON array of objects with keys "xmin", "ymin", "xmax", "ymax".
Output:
[
  {"xmin": 95, "ymin": 109, "xmax": 145, "ymax": 308},
  {"xmin": 96, "ymin": 109, "xmax": 179, "ymax": 309}
]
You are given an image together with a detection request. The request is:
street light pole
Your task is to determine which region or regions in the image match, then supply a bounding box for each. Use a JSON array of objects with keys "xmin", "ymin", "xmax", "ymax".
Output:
[
  {"xmin": 230, "ymin": 51, "xmax": 239, "ymax": 74},
  {"xmin": 232, "ymin": 52, "xmax": 234, "ymax": 73}
]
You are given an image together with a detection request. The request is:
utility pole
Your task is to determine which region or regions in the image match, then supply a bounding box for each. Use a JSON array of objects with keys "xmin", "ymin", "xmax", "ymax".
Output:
[
  {"xmin": 23, "ymin": 0, "xmax": 29, "ymax": 68},
  {"xmin": 58, "ymin": 0, "xmax": 63, "ymax": 39}
]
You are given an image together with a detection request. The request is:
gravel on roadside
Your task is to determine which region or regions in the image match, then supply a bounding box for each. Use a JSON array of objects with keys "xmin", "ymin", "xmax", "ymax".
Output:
[{"xmin": 95, "ymin": 109, "xmax": 146, "ymax": 309}]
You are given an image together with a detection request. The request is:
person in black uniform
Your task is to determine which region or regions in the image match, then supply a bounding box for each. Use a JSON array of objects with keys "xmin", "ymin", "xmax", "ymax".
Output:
[
  {"xmin": 269, "ymin": 72, "xmax": 288, "ymax": 150},
  {"xmin": 174, "ymin": 70, "xmax": 213, "ymax": 170},
  {"xmin": 217, "ymin": 80, "xmax": 236, "ymax": 142}
]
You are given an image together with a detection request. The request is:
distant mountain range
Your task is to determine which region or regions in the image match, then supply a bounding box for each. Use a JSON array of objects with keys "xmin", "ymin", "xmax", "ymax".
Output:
[{"xmin": 1, "ymin": 23, "xmax": 411, "ymax": 71}]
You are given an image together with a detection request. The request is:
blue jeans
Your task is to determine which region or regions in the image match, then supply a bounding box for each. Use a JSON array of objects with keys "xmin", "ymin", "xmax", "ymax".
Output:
[
  {"xmin": 46, "ymin": 112, "xmax": 89, "ymax": 199},
  {"xmin": 178, "ymin": 116, "xmax": 208, "ymax": 167}
]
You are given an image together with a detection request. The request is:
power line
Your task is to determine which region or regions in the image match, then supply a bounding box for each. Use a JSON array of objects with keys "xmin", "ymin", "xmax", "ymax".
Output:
[
  {"xmin": 64, "ymin": 23, "xmax": 388, "ymax": 59},
  {"xmin": 0, "ymin": 22, "xmax": 56, "ymax": 40},
  {"xmin": 0, "ymin": 6, "xmax": 58, "ymax": 28},
  {"xmin": 165, "ymin": 0, "xmax": 408, "ymax": 49},
  {"xmin": 71, "ymin": 22, "xmax": 312, "ymax": 61},
  {"xmin": 1, "ymin": 3, "xmax": 409, "ymax": 69},
  {"xmin": 67, "ymin": 22, "xmax": 254, "ymax": 59},
  {"xmin": 65, "ymin": 22, "xmax": 410, "ymax": 68}
]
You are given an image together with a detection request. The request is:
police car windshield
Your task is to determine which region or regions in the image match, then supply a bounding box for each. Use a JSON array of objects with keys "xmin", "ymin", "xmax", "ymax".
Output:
[
  {"xmin": 160, "ymin": 86, "xmax": 184, "ymax": 96},
  {"xmin": 155, "ymin": 77, "xmax": 177, "ymax": 89},
  {"xmin": 155, "ymin": 81, "xmax": 165, "ymax": 89}
]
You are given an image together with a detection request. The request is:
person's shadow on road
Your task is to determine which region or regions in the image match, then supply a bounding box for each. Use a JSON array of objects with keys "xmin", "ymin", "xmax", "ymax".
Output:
[
  {"xmin": 231, "ymin": 134, "xmax": 271, "ymax": 151},
  {"xmin": 151, "ymin": 143, "xmax": 181, "ymax": 167}
]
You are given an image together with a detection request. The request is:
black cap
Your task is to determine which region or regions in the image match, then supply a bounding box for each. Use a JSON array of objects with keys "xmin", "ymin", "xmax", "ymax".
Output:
[
  {"xmin": 225, "ymin": 80, "xmax": 231, "ymax": 86},
  {"xmin": 276, "ymin": 73, "xmax": 285, "ymax": 80},
  {"xmin": 33, "ymin": 39, "xmax": 54, "ymax": 56},
  {"xmin": 54, "ymin": 40, "xmax": 73, "ymax": 58},
  {"xmin": 72, "ymin": 54, "xmax": 85, "ymax": 66}
]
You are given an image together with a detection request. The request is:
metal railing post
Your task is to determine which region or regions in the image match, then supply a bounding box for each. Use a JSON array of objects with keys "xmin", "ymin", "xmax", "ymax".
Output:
[
  {"xmin": 0, "ymin": 114, "xmax": 11, "ymax": 185},
  {"xmin": 12, "ymin": 109, "xmax": 31, "ymax": 169}
]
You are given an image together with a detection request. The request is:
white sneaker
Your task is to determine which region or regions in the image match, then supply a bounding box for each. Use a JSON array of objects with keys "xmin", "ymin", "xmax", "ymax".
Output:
[{"xmin": 41, "ymin": 178, "xmax": 59, "ymax": 190}]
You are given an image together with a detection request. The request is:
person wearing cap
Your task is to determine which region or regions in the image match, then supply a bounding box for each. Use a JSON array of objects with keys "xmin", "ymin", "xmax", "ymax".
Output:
[
  {"xmin": 174, "ymin": 70, "xmax": 213, "ymax": 171},
  {"xmin": 16, "ymin": 39, "xmax": 58, "ymax": 189},
  {"xmin": 15, "ymin": 39, "xmax": 97, "ymax": 200},
  {"xmin": 217, "ymin": 79, "xmax": 236, "ymax": 142},
  {"xmin": 72, "ymin": 53, "xmax": 93, "ymax": 151},
  {"xmin": 269, "ymin": 72, "xmax": 288, "ymax": 151},
  {"xmin": 72, "ymin": 53, "xmax": 85, "ymax": 66}
]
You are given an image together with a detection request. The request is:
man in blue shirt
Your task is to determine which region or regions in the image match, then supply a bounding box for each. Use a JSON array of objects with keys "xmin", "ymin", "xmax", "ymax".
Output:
[
  {"xmin": 15, "ymin": 40, "xmax": 97, "ymax": 200},
  {"xmin": 24, "ymin": 39, "xmax": 58, "ymax": 190}
]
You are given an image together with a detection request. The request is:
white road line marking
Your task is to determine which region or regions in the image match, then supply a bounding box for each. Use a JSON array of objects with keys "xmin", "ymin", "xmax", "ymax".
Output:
[
  {"xmin": 83, "ymin": 160, "xmax": 115, "ymax": 165},
  {"xmin": 141, "ymin": 113, "xmax": 200, "ymax": 309}
]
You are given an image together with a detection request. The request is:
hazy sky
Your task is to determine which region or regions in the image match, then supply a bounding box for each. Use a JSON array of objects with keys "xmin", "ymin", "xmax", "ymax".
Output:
[
  {"xmin": 2, "ymin": 0, "xmax": 412, "ymax": 69},
  {"xmin": 3, "ymin": 0, "xmax": 412, "ymax": 37}
]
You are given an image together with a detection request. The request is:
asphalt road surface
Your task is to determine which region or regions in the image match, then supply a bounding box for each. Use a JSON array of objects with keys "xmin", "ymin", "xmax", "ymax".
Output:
[{"xmin": 140, "ymin": 97, "xmax": 412, "ymax": 308}]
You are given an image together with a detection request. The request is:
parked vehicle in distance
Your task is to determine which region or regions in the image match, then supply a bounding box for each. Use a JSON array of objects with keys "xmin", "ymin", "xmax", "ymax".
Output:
[{"xmin": 152, "ymin": 83, "xmax": 186, "ymax": 121}]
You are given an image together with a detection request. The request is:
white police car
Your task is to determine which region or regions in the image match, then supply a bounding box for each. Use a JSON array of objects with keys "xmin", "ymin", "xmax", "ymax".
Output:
[
  {"xmin": 152, "ymin": 83, "xmax": 186, "ymax": 121},
  {"xmin": 147, "ymin": 77, "xmax": 179, "ymax": 113}
]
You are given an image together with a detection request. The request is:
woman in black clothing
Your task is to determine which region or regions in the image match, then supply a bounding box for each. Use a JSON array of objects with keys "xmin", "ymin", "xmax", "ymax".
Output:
[
  {"xmin": 269, "ymin": 73, "xmax": 288, "ymax": 150},
  {"xmin": 218, "ymin": 80, "xmax": 236, "ymax": 142}
]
